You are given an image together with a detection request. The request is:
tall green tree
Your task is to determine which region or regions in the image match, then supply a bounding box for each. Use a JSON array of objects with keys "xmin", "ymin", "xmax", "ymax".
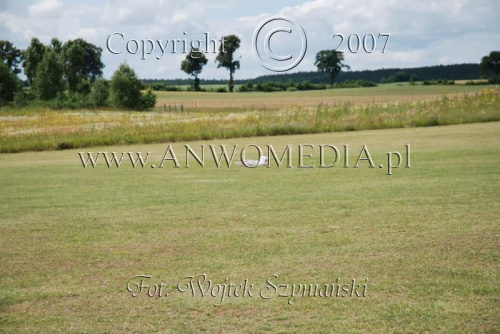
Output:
[
  {"xmin": 109, "ymin": 63, "xmax": 156, "ymax": 110},
  {"xmin": 314, "ymin": 50, "xmax": 350, "ymax": 87},
  {"xmin": 62, "ymin": 38, "xmax": 104, "ymax": 92},
  {"xmin": 0, "ymin": 40, "xmax": 23, "ymax": 74},
  {"xmin": 181, "ymin": 48, "xmax": 208, "ymax": 91},
  {"xmin": 480, "ymin": 51, "xmax": 500, "ymax": 79},
  {"xmin": 215, "ymin": 35, "xmax": 240, "ymax": 92},
  {"xmin": 0, "ymin": 62, "xmax": 21, "ymax": 104},
  {"xmin": 33, "ymin": 50, "xmax": 64, "ymax": 100},
  {"xmin": 109, "ymin": 63, "xmax": 142, "ymax": 110},
  {"xmin": 22, "ymin": 38, "xmax": 46, "ymax": 85},
  {"xmin": 49, "ymin": 38, "xmax": 63, "ymax": 58}
]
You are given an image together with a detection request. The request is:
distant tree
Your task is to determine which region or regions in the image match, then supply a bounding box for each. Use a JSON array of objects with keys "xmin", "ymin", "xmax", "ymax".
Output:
[
  {"xmin": 391, "ymin": 71, "xmax": 412, "ymax": 83},
  {"xmin": 109, "ymin": 63, "xmax": 143, "ymax": 110},
  {"xmin": 315, "ymin": 50, "xmax": 350, "ymax": 87},
  {"xmin": 33, "ymin": 50, "xmax": 64, "ymax": 100},
  {"xmin": 181, "ymin": 48, "xmax": 208, "ymax": 91},
  {"xmin": 23, "ymin": 38, "xmax": 47, "ymax": 86},
  {"xmin": 62, "ymin": 38, "xmax": 104, "ymax": 92},
  {"xmin": 215, "ymin": 35, "xmax": 240, "ymax": 92},
  {"xmin": 0, "ymin": 40, "xmax": 23, "ymax": 75},
  {"xmin": 0, "ymin": 62, "xmax": 21, "ymax": 104},
  {"xmin": 480, "ymin": 51, "xmax": 500, "ymax": 78}
]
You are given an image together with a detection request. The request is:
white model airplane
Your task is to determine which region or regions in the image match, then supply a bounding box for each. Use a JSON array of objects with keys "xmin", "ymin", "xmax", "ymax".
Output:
[{"xmin": 235, "ymin": 156, "xmax": 269, "ymax": 167}]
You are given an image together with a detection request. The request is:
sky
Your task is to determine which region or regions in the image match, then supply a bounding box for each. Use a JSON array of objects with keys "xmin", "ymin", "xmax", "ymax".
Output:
[{"xmin": 0, "ymin": 0, "xmax": 499, "ymax": 80}]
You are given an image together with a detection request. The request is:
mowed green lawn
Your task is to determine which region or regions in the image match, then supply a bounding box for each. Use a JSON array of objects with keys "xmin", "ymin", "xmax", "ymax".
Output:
[{"xmin": 0, "ymin": 122, "xmax": 499, "ymax": 333}]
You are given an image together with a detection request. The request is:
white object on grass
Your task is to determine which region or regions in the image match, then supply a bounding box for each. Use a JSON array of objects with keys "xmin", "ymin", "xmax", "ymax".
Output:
[{"xmin": 235, "ymin": 156, "xmax": 269, "ymax": 167}]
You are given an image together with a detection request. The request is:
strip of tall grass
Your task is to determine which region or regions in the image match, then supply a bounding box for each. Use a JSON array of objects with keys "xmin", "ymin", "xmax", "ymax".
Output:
[{"xmin": 1, "ymin": 89, "xmax": 499, "ymax": 153}]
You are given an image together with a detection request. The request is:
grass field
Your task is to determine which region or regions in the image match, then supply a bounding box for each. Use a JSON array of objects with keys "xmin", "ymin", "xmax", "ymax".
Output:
[
  {"xmin": 0, "ymin": 122, "xmax": 498, "ymax": 333},
  {"xmin": 154, "ymin": 83, "xmax": 492, "ymax": 110}
]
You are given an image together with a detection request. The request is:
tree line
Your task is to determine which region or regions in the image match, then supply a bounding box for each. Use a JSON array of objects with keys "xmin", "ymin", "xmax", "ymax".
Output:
[
  {"xmin": 145, "ymin": 62, "xmax": 498, "ymax": 89},
  {"xmin": 2, "ymin": 34, "xmax": 499, "ymax": 107},
  {"xmin": 169, "ymin": 48, "xmax": 499, "ymax": 92},
  {"xmin": 247, "ymin": 64, "xmax": 483, "ymax": 85},
  {"xmin": 0, "ymin": 38, "xmax": 156, "ymax": 109}
]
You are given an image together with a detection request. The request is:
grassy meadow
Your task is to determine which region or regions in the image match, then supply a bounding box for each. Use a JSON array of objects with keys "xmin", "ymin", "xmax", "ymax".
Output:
[
  {"xmin": 154, "ymin": 83, "xmax": 493, "ymax": 110},
  {"xmin": 0, "ymin": 122, "xmax": 499, "ymax": 333},
  {"xmin": 1, "ymin": 84, "xmax": 499, "ymax": 153}
]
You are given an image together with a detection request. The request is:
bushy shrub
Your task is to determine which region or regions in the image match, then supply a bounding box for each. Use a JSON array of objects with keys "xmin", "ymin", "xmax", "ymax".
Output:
[
  {"xmin": 334, "ymin": 80, "xmax": 377, "ymax": 88},
  {"xmin": 48, "ymin": 91, "xmax": 93, "ymax": 109},
  {"xmin": 238, "ymin": 82, "xmax": 255, "ymax": 92},
  {"xmin": 297, "ymin": 80, "xmax": 315, "ymax": 90},
  {"xmin": 13, "ymin": 89, "xmax": 33, "ymax": 107},
  {"xmin": 164, "ymin": 85, "xmax": 181, "ymax": 91},
  {"xmin": 76, "ymin": 80, "xmax": 92, "ymax": 95},
  {"xmin": 49, "ymin": 92, "xmax": 67, "ymax": 109},
  {"xmin": 423, "ymin": 79, "xmax": 455, "ymax": 86},
  {"xmin": 109, "ymin": 63, "xmax": 142, "ymax": 110},
  {"xmin": 151, "ymin": 83, "xmax": 181, "ymax": 91},
  {"xmin": 139, "ymin": 88, "xmax": 157, "ymax": 111},
  {"xmin": 238, "ymin": 80, "xmax": 329, "ymax": 92},
  {"xmin": 89, "ymin": 79, "xmax": 109, "ymax": 107},
  {"xmin": 256, "ymin": 82, "xmax": 282, "ymax": 92},
  {"xmin": 465, "ymin": 80, "xmax": 488, "ymax": 85},
  {"xmin": 186, "ymin": 86, "xmax": 206, "ymax": 92}
]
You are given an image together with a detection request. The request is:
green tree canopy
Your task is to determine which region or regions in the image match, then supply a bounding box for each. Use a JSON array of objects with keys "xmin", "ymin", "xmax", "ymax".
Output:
[
  {"xmin": 314, "ymin": 50, "xmax": 350, "ymax": 87},
  {"xmin": 480, "ymin": 51, "xmax": 500, "ymax": 78},
  {"xmin": 33, "ymin": 50, "xmax": 64, "ymax": 100},
  {"xmin": 49, "ymin": 38, "xmax": 63, "ymax": 58},
  {"xmin": 22, "ymin": 38, "xmax": 46, "ymax": 85},
  {"xmin": 0, "ymin": 62, "xmax": 21, "ymax": 104},
  {"xmin": 62, "ymin": 38, "xmax": 104, "ymax": 92},
  {"xmin": 215, "ymin": 35, "xmax": 240, "ymax": 92},
  {"xmin": 0, "ymin": 40, "xmax": 23, "ymax": 75},
  {"xmin": 181, "ymin": 48, "xmax": 208, "ymax": 91}
]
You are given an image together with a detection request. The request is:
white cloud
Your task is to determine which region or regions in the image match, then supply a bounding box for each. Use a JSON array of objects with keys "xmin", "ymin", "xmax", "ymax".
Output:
[
  {"xmin": 28, "ymin": 0, "xmax": 63, "ymax": 18},
  {"xmin": 1, "ymin": 0, "xmax": 499, "ymax": 79}
]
